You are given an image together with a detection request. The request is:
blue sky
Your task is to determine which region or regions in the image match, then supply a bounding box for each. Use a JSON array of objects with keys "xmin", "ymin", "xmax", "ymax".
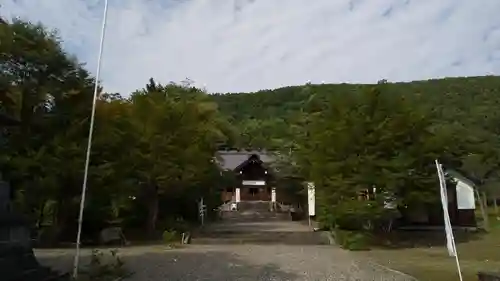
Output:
[{"xmin": 2, "ymin": 0, "xmax": 500, "ymax": 95}]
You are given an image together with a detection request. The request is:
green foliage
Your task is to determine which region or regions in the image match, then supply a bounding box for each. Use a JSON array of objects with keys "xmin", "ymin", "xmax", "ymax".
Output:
[
  {"xmin": 212, "ymin": 77, "xmax": 500, "ymax": 224},
  {"xmin": 1, "ymin": 18, "xmax": 95, "ymax": 241},
  {"xmin": 3, "ymin": 16, "xmax": 500, "ymax": 250},
  {"xmin": 1, "ymin": 19, "xmax": 233, "ymax": 244},
  {"xmin": 211, "ymin": 76, "xmax": 500, "ymax": 154},
  {"xmin": 324, "ymin": 200, "xmax": 398, "ymax": 231},
  {"xmin": 332, "ymin": 228, "xmax": 372, "ymax": 251},
  {"xmin": 214, "ymin": 79, "xmax": 500, "ymax": 235},
  {"xmin": 296, "ymin": 86, "xmax": 454, "ymax": 230},
  {"xmin": 162, "ymin": 230, "xmax": 178, "ymax": 244}
]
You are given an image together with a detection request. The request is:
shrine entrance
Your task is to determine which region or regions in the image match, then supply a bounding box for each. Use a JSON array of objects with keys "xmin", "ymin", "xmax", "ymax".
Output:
[
  {"xmin": 219, "ymin": 152, "xmax": 276, "ymax": 203},
  {"xmin": 234, "ymin": 154, "xmax": 273, "ymax": 202}
]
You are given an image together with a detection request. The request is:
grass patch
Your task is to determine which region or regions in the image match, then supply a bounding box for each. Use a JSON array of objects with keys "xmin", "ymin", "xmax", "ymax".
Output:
[{"xmin": 364, "ymin": 217, "xmax": 500, "ymax": 281}]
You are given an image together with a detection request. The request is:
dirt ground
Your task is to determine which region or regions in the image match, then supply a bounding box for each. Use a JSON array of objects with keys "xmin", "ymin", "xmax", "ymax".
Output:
[
  {"xmin": 364, "ymin": 217, "xmax": 500, "ymax": 281},
  {"xmin": 36, "ymin": 244, "xmax": 418, "ymax": 281}
]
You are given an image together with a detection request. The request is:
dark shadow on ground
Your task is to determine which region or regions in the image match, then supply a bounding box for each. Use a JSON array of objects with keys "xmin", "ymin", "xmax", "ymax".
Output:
[
  {"xmin": 372, "ymin": 228, "xmax": 484, "ymax": 249},
  {"xmin": 37, "ymin": 249, "xmax": 300, "ymax": 281}
]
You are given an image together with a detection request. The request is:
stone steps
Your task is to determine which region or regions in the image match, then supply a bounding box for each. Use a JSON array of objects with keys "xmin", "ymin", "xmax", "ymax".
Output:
[
  {"xmin": 237, "ymin": 201, "xmax": 273, "ymax": 212},
  {"xmin": 220, "ymin": 211, "xmax": 290, "ymax": 222},
  {"xmin": 191, "ymin": 231, "xmax": 330, "ymax": 245},
  {"xmin": 194, "ymin": 201, "xmax": 325, "ymax": 245}
]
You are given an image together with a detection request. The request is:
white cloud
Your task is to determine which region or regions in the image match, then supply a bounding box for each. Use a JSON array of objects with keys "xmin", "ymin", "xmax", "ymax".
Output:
[{"xmin": 2, "ymin": 0, "xmax": 500, "ymax": 95}]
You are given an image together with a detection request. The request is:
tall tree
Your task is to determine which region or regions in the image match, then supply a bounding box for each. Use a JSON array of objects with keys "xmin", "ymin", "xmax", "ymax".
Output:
[
  {"xmin": 0, "ymin": 18, "xmax": 95, "ymax": 241},
  {"xmin": 126, "ymin": 80, "xmax": 229, "ymax": 234},
  {"xmin": 296, "ymin": 86, "xmax": 466, "ymax": 230}
]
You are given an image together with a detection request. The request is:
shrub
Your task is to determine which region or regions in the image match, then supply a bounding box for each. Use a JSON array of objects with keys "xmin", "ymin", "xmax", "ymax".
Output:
[
  {"xmin": 162, "ymin": 229, "xmax": 178, "ymax": 244},
  {"xmin": 333, "ymin": 228, "xmax": 372, "ymax": 251}
]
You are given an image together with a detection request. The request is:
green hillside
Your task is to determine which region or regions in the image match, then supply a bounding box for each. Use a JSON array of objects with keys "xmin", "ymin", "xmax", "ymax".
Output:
[
  {"xmin": 211, "ymin": 76, "xmax": 500, "ymax": 149},
  {"xmin": 4, "ymin": 17, "xmax": 500, "ymax": 260}
]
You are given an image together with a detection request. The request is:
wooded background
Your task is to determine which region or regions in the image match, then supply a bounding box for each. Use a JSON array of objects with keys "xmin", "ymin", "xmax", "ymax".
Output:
[{"xmin": 1, "ymin": 19, "xmax": 499, "ymax": 245}]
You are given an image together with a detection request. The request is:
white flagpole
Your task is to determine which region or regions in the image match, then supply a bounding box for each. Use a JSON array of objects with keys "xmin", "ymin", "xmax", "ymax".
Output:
[
  {"xmin": 72, "ymin": 0, "xmax": 109, "ymax": 278},
  {"xmin": 307, "ymin": 182, "xmax": 315, "ymax": 228},
  {"xmin": 435, "ymin": 160, "xmax": 463, "ymax": 281},
  {"xmin": 437, "ymin": 163, "xmax": 454, "ymax": 256}
]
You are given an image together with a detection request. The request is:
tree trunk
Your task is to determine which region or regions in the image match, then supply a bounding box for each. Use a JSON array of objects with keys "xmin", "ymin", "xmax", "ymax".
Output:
[
  {"xmin": 47, "ymin": 199, "xmax": 69, "ymax": 245},
  {"xmin": 55, "ymin": 200, "xmax": 70, "ymax": 241},
  {"xmin": 36, "ymin": 199, "xmax": 47, "ymax": 229},
  {"xmin": 483, "ymin": 192, "xmax": 488, "ymax": 209},
  {"xmin": 476, "ymin": 190, "xmax": 489, "ymax": 232},
  {"xmin": 146, "ymin": 185, "xmax": 159, "ymax": 237},
  {"xmin": 493, "ymin": 197, "xmax": 498, "ymax": 217}
]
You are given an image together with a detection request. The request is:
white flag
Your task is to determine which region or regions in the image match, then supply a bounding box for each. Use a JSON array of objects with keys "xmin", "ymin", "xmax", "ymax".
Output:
[
  {"xmin": 307, "ymin": 182, "xmax": 315, "ymax": 216},
  {"xmin": 435, "ymin": 160, "xmax": 456, "ymax": 257}
]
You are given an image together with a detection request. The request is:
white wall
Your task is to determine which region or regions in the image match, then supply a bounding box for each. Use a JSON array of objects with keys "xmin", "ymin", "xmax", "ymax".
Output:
[{"xmin": 456, "ymin": 180, "xmax": 475, "ymax": 210}]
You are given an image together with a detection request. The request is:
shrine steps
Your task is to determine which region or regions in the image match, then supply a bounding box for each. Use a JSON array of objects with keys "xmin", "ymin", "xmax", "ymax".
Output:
[
  {"xmin": 220, "ymin": 210, "xmax": 291, "ymax": 221},
  {"xmin": 192, "ymin": 202, "xmax": 329, "ymax": 245},
  {"xmin": 191, "ymin": 230, "xmax": 330, "ymax": 245},
  {"xmin": 237, "ymin": 201, "xmax": 274, "ymax": 212}
]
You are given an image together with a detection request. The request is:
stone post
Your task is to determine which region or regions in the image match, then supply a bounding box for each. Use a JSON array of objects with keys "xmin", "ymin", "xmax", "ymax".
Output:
[{"xmin": 235, "ymin": 187, "xmax": 241, "ymax": 203}]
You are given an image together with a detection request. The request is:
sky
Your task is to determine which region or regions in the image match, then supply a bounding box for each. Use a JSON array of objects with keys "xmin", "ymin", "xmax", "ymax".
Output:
[{"xmin": 2, "ymin": 0, "xmax": 500, "ymax": 95}]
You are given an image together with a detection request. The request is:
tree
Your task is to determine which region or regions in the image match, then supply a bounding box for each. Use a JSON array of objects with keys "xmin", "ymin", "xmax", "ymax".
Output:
[
  {"xmin": 124, "ymin": 80, "xmax": 229, "ymax": 234},
  {"xmin": 1, "ymin": 18, "xmax": 234, "ymax": 243},
  {"xmin": 296, "ymin": 85, "xmax": 466, "ymax": 230},
  {"xmin": 4, "ymin": 15, "xmax": 500, "ymax": 247},
  {"xmin": 0, "ymin": 18, "xmax": 95, "ymax": 242}
]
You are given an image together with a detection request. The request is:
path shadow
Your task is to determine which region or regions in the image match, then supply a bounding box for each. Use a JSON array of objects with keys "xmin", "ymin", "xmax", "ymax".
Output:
[{"xmin": 36, "ymin": 248, "xmax": 300, "ymax": 281}]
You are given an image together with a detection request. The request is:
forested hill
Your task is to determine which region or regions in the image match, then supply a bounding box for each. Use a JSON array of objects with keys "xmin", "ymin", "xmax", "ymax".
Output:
[{"xmin": 210, "ymin": 76, "xmax": 500, "ymax": 149}]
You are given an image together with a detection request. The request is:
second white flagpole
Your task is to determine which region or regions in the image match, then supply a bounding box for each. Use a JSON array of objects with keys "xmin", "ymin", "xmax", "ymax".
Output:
[
  {"xmin": 72, "ymin": 0, "xmax": 109, "ymax": 278},
  {"xmin": 435, "ymin": 159, "xmax": 463, "ymax": 281}
]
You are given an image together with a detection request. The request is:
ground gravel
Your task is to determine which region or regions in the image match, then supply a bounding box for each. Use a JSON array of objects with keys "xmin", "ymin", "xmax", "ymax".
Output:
[{"xmin": 36, "ymin": 244, "xmax": 418, "ymax": 281}]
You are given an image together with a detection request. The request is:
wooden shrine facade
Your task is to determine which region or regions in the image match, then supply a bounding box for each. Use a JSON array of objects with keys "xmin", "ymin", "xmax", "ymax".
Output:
[{"xmin": 218, "ymin": 151, "xmax": 276, "ymax": 203}]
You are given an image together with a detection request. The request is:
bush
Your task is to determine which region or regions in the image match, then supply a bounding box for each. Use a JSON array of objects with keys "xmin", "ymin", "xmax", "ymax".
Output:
[
  {"xmin": 158, "ymin": 217, "xmax": 192, "ymax": 234},
  {"xmin": 332, "ymin": 228, "xmax": 372, "ymax": 251},
  {"xmin": 318, "ymin": 199, "xmax": 401, "ymax": 233},
  {"xmin": 162, "ymin": 229, "xmax": 178, "ymax": 244}
]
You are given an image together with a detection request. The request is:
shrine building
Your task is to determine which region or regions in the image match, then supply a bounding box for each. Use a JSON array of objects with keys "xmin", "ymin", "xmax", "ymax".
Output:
[{"xmin": 217, "ymin": 150, "xmax": 277, "ymax": 203}]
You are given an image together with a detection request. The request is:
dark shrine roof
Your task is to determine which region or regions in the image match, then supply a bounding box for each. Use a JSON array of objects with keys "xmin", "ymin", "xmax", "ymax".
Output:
[
  {"xmin": 445, "ymin": 168, "xmax": 480, "ymax": 187},
  {"xmin": 216, "ymin": 150, "xmax": 274, "ymax": 170}
]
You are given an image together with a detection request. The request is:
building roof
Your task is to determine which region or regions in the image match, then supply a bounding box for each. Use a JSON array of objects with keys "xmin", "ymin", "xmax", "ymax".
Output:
[
  {"xmin": 445, "ymin": 168, "xmax": 480, "ymax": 188},
  {"xmin": 217, "ymin": 150, "xmax": 274, "ymax": 170}
]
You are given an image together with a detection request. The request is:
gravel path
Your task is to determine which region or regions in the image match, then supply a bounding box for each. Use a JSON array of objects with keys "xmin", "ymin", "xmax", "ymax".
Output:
[{"xmin": 35, "ymin": 244, "xmax": 418, "ymax": 281}]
